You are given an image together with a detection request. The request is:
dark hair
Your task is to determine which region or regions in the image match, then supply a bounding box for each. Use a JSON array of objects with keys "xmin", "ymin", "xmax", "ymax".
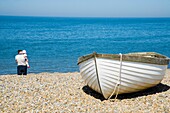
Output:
[{"xmin": 18, "ymin": 50, "xmax": 22, "ymax": 54}]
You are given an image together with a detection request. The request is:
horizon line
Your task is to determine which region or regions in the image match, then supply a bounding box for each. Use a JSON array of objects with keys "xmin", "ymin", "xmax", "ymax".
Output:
[{"xmin": 0, "ymin": 14, "xmax": 170, "ymax": 18}]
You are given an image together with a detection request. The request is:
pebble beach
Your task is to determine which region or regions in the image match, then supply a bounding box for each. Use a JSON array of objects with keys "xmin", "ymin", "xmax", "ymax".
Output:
[{"xmin": 0, "ymin": 69, "xmax": 170, "ymax": 113}]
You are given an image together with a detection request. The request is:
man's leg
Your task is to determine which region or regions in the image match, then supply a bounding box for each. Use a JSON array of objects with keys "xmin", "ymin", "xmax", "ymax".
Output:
[
  {"xmin": 17, "ymin": 66, "xmax": 22, "ymax": 75},
  {"xmin": 23, "ymin": 66, "xmax": 27, "ymax": 75}
]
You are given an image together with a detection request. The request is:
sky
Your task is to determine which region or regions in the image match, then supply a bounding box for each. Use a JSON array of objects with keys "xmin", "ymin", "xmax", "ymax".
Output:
[{"xmin": 0, "ymin": 0, "xmax": 170, "ymax": 17}]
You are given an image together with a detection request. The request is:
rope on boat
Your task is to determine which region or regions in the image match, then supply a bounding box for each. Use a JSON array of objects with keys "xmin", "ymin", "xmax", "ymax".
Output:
[{"xmin": 108, "ymin": 53, "xmax": 123, "ymax": 100}]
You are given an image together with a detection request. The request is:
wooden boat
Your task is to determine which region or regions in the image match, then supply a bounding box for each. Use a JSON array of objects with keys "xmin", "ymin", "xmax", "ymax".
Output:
[{"xmin": 78, "ymin": 52, "xmax": 169, "ymax": 99}]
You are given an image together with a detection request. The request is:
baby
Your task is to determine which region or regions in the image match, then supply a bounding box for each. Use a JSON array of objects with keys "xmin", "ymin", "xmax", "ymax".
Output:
[{"xmin": 22, "ymin": 50, "xmax": 30, "ymax": 68}]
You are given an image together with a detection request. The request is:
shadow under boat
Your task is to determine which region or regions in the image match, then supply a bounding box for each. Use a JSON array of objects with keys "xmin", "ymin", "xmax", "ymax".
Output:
[{"xmin": 82, "ymin": 83, "xmax": 170, "ymax": 101}]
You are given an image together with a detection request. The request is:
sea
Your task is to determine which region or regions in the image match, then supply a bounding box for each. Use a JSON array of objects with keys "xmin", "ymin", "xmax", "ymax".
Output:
[{"xmin": 0, "ymin": 16, "xmax": 170, "ymax": 75}]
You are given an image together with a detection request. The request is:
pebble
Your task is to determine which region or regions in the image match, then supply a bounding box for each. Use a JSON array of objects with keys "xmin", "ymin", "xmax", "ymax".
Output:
[{"xmin": 0, "ymin": 70, "xmax": 170, "ymax": 113}]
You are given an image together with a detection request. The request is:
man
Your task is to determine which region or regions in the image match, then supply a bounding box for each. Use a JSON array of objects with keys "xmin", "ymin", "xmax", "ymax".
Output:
[{"xmin": 15, "ymin": 50, "xmax": 28, "ymax": 75}]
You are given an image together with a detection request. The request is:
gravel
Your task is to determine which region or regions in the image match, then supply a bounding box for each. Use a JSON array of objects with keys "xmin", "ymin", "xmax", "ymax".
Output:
[{"xmin": 0, "ymin": 70, "xmax": 170, "ymax": 113}]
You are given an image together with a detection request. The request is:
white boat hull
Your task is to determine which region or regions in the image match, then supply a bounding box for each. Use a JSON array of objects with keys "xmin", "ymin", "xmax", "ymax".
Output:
[{"xmin": 78, "ymin": 53, "xmax": 168, "ymax": 99}]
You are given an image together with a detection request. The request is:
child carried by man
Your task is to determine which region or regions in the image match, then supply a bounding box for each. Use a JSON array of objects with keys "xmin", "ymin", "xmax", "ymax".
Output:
[{"xmin": 22, "ymin": 50, "xmax": 30, "ymax": 68}]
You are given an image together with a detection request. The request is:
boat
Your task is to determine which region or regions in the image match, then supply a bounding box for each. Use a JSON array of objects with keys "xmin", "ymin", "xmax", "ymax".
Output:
[{"xmin": 77, "ymin": 52, "xmax": 169, "ymax": 99}]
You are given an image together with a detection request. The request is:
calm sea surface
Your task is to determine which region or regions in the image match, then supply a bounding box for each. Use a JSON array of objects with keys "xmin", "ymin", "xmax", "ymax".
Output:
[{"xmin": 0, "ymin": 16, "xmax": 170, "ymax": 75}]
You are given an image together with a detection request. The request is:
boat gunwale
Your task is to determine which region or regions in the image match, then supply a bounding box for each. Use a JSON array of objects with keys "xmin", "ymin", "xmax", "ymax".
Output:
[{"xmin": 78, "ymin": 52, "xmax": 169, "ymax": 65}]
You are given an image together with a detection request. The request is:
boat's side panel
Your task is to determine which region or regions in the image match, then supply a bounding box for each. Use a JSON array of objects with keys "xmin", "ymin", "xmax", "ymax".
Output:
[
  {"xmin": 79, "ymin": 58, "xmax": 101, "ymax": 94},
  {"xmin": 96, "ymin": 58, "xmax": 167, "ymax": 99}
]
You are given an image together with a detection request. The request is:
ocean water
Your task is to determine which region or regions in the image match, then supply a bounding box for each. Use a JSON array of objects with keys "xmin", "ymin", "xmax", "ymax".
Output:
[{"xmin": 0, "ymin": 16, "xmax": 170, "ymax": 75}]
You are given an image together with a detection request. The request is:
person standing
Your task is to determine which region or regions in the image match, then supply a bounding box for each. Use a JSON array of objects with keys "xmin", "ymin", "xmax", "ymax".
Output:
[{"xmin": 15, "ymin": 50, "xmax": 28, "ymax": 75}]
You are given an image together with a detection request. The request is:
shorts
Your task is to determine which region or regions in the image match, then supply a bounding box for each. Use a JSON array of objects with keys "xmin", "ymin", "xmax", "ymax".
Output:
[{"xmin": 17, "ymin": 65, "xmax": 27, "ymax": 75}]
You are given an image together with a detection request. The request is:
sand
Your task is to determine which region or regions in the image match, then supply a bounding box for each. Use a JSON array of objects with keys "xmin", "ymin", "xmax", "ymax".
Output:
[{"xmin": 0, "ymin": 69, "xmax": 170, "ymax": 113}]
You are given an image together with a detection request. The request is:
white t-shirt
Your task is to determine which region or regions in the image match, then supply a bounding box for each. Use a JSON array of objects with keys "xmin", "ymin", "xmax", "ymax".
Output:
[{"xmin": 15, "ymin": 54, "xmax": 27, "ymax": 66}]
